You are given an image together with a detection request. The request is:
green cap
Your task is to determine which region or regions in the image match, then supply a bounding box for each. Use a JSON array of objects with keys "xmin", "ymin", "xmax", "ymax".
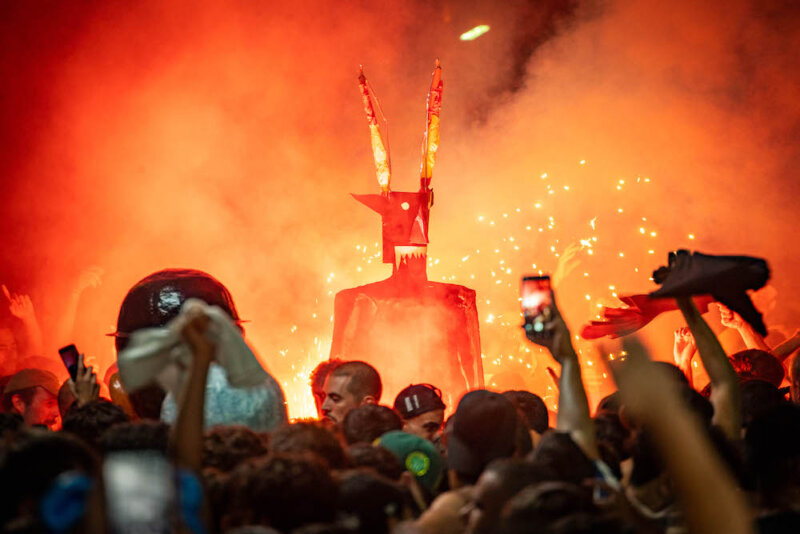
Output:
[{"xmin": 376, "ymin": 430, "xmax": 443, "ymax": 493}]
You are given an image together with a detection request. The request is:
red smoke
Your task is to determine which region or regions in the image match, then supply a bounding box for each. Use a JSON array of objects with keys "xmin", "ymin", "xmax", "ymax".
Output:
[{"xmin": 2, "ymin": 0, "xmax": 799, "ymax": 417}]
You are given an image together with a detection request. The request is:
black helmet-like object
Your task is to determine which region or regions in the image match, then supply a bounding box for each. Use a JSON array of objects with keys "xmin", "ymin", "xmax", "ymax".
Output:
[{"xmin": 112, "ymin": 268, "xmax": 241, "ymax": 352}]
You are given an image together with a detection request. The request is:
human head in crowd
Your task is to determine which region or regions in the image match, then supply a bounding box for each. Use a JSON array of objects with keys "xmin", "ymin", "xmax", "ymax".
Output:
[
  {"xmin": 0, "ymin": 325, "xmax": 19, "ymax": 375},
  {"xmin": 498, "ymin": 481, "xmax": 604, "ymax": 534},
  {"xmin": 0, "ymin": 430, "xmax": 100, "ymax": 532},
  {"xmin": 393, "ymin": 383, "xmax": 446, "ymax": 442},
  {"xmin": 2, "ymin": 369, "xmax": 61, "ymax": 430},
  {"xmin": 462, "ymin": 458, "xmax": 540, "ymax": 534},
  {"xmin": 502, "ymin": 390, "xmax": 549, "ymax": 434},
  {"xmin": 729, "ymin": 349, "xmax": 785, "ymax": 387},
  {"xmin": 310, "ymin": 358, "xmax": 342, "ymax": 418},
  {"xmin": 270, "ymin": 421, "xmax": 348, "ymax": 469},
  {"xmin": 376, "ymin": 430, "xmax": 445, "ymax": 496},
  {"xmin": 745, "ymin": 403, "xmax": 800, "ymax": 513},
  {"xmin": 223, "ymin": 453, "xmax": 338, "ymax": 532},
  {"xmin": 98, "ymin": 420, "xmax": 170, "ymax": 454},
  {"xmin": 203, "ymin": 425, "xmax": 268, "ymax": 472},
  {"xmin": 346, "ymin": 443, "xmax": 405, "ymax": 481},
  {"xmin": 342, "ymin": 404, "xmax": 402, "ymax": 445},
  {"xmin": 740, "ymin": 379, "xmax": 788, "ymax": 428},
  {"xmin": 321, "ymin": 360, "xmax": 382, "ymax": 427},
  {"xmin": 338, "ymin": 471, "xmax": 412, "ymax": 534},
  {"xmin": 447, "ymin": 390, "xmax": 519, "ymax": 487},
  {"xmin": 61, "ymin": 399, "xmax": 131, "ymax": 451},
  {"xmin": 112, "ymin": 268, "xmax": 244, "ymax": 420},
  {"xmin": 528, "ymin": 432, "xmax": 595, "ymax": 487}
]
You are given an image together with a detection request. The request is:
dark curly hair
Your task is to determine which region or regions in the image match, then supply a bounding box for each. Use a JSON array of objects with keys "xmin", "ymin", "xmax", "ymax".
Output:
[
  {"xmin": 224, "ymin": 453, "xmax": 338, "ymax": 532},
  {"xmin": 203, "ymin": 425, "xmax": 268, "ymax": 472},
  {"xmin": 346, "ymin": 444, "xmax": 405, "ymax": 481},
  {"xmin": 99, "ymin": 420, "xmax": 170, "ymax": 454},
  {"xmin": 270, "ymin": 422, "xmax": 347, "ymax": 469},
  {"xmin": 342, "ymin": 405, "xmax": 402, "ymax": 445},
  {"xmin": 62, "ymin": 399, "xmax": 130, "ymax": 450}
]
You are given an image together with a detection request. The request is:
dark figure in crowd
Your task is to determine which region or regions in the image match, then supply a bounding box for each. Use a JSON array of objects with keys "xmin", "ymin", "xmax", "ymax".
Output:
[
  {"xmin": 1, "ymin": 369, "xmax": 61, "ymax": 430},
  {"xmin": 310, "ymin": 358, "xmax": 342, "ymax": 418},
  {"xmin": 321, "ymin": 360, "xmax": 382, "ymax": 428},
  {"xmin": 342, "ymin": 404, "xmax": 402, "ymax": 445},
  {"xmin": 394, "ymin": 383, "xmax": 446, "ymax": 442}
]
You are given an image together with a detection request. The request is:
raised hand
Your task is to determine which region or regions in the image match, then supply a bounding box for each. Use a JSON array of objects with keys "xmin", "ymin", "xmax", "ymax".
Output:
[
  {"xmin": 75, "ymin": 266, "xmax": 104, "ymax": 294},
  {"xmin": 3, "ymin": 286, "xmax": 36, "ymax": 321},
  {"xmin": 180, "ymin": 307, "xmax": 215, "ymax": 367},
  {"xmin": 718, "ymin": 303, "xmax": 744, "ymax": 329},
  {"xmin": 552, "ymin": 241, "xmax": 583, "ymax": 288},
  {"xmin": 68, "ymin": 353, "xmax": 101, "ymax": 406},
  {"xmin": 673, "ymin": 327, "xmax": 697, "ymax": 364}
]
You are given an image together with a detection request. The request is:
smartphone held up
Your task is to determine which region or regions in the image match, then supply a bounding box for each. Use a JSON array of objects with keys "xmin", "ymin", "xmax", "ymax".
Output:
[
  {"xmin": 520, "ymin": 275, "xmax": 554, "ymax": 338},
  {"xmin": 58, "ymin": 344, "xmax": 82, "ymax": 381}
]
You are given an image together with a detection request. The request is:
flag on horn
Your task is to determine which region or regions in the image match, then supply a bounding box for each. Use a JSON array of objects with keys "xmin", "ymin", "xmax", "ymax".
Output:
[
  {"xmin": 420, "ymin": 59, "xmax": 443, "ymax": 191},
  {"xmin": 358, "ymin": 66, "xmax": 391, "ymax": 194}
]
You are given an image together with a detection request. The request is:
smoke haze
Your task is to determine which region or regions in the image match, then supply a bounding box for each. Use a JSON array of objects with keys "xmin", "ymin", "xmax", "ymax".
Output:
[{"xmin": 2, "ymin": 0, "xmax": 799, "ymax": 416}]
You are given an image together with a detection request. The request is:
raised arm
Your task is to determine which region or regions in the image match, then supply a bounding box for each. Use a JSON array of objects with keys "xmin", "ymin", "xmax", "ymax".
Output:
[
  {"xmin": 604, "ymin": 338, "xmax": 753, "ymax": 534},
  {"xmin": 772, "ymin": 329, "xmax": 800, "ymax": 361},
  {"xmin": 524, "ymin": 297, "xmax": 597, "ymax": 460},
  {"xmin": 718, "ymin": 303, "xmax": 771, "ymax": 353},
  {"xmin": 676, "ymin": 297, "xmax": 741, "ymax": 439},
  {"xmin": 171, "ymin": 309, "xmax": 213, "ymax": 472},
  {"xmin": 55, "ymin": 267, "xmax": 103, "ymax": 348},
  {"xmin": 3, "ymin": 286, "xmax": 44, "ymax": 357},
  {"xmin": 673, "ymin": 327, "xmax": 697, "ymax": 389}
]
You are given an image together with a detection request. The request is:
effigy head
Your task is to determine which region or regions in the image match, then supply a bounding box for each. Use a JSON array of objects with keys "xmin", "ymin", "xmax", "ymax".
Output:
[
  {"xmin": 354, "ymin": 61, "xmax": 442, "ymax": 266},
  {"xmin": 352, "ymin": 189, "xmax": 432, "ymax": 265}
]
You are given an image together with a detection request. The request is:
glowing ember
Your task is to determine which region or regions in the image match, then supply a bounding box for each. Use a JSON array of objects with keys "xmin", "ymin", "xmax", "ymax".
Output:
[{"xmin": 459, "ymin": 25, "xmax": 491, "ymax": 41}]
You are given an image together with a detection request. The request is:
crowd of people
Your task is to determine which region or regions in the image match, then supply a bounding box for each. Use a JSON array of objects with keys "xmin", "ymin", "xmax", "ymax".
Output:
[{"xmin": 1, "ymin": 255, "xmax": 799, "ymax": 534}]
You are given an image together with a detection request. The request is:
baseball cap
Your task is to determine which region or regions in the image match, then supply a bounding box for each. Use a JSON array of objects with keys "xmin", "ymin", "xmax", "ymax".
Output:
[
  {"xmin": 447, "ymin": 390, "xmax": 518, "ymax": 481},
  {"xmin": 376, "ymin": 430, "xmax": 444, "ymax": 493},
  {"xmin": 393, "ymin": 384, "xmax": 446, "ymax": 419},
  {"xmin": 3, "ymin": 369, "xmax": 60, "ymax": 397}
]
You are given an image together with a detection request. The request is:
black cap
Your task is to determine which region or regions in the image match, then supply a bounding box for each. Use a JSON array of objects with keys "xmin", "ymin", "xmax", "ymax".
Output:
[
  {"xmin": 447, "ymin": 390, "xmax": 518, "ymax": 481},
  {"xmin": 394, "ymin": 384, "xmax": 446, "ymax": 419}
]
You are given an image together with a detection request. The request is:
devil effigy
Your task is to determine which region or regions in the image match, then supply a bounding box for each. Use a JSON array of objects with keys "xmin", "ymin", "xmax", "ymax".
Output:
[{"xmin": 329, "ymin": 61, "xmax": 483, "ymax": 406}]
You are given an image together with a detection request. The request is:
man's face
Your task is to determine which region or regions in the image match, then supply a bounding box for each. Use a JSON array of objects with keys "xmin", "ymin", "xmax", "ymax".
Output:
[
  {"xmin": 461, "ymin": 469, "xmax": 508, "ymax": 534},
  {"xmin": 0, "ymin": 328, "xmax": 19, "ymax": 371},
  {"xmin": 403, "ymin": 409, "xmax": 445, "ymax": 442},
  {"xmin": 320, "ymin": 375, "xmax": 360, "ymax": 426},
  {"xmin": 18, "ymin": 387, "xmax": 60, "ymax": 430}
]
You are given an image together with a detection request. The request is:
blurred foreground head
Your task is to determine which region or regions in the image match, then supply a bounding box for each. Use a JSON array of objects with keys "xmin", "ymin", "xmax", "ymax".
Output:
[{"xmin": 112, "ymin": 268, "xmax": 242, "ymax": 353}]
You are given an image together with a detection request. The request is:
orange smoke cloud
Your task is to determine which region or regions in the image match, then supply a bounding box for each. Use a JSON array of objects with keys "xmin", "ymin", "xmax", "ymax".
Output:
[{"xmin": 1, "ymin": 0, "xmax": 799, "ymax": 417}]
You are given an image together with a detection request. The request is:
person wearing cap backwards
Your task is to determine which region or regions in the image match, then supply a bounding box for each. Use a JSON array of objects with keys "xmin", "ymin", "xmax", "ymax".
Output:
[
  {"xmin": 2, "ymin": 369, "xmax": 61, "ymax": 430},
  {"xmin": 394, "ymin": 384, "xmax": 446, "ymax": 442}
]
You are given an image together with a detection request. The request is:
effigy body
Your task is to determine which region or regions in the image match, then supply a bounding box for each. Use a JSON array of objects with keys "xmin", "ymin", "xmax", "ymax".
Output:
[
  {"xmin": 329, "ymin": 62, "xmax": 483, "ymax": 406},
  {"xmin": 331, "ymin": 267, "xmax": 481, "ymax": 407}
]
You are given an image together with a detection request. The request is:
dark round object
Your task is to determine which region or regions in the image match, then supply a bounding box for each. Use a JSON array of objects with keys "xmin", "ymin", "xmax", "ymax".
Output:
[{"xmin": 113, "ymin": 268, "xmax": 240, "ymax": 352}]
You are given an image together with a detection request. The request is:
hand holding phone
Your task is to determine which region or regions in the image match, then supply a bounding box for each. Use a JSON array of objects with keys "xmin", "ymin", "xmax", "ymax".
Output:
[
  {"xmin": 520, "ymin": 275, "xmax": 574, "ymax": 361},
  {"xmin": 59, "ymin": 345, "xmax": 100, "ymax": 405},
  {"xmin": 58, "ymin": 344, "xmax": 82, "ymax": 381},
  {"xmin": 521, "ymin": 276, "xmax": 554, "ymax": 337}
]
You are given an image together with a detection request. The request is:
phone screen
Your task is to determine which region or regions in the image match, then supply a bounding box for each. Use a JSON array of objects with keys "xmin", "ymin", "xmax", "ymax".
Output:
[
  {"xmin": 104, "ymin": 451, "xmax": 176, "ymax": 534},
  {"xmin": 521, "ymin": 276, "xmax": 553, "ymax": 334},
  {"xmin": 58, "ymin": 344, "xmax": 80, "ymax": 381}
]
